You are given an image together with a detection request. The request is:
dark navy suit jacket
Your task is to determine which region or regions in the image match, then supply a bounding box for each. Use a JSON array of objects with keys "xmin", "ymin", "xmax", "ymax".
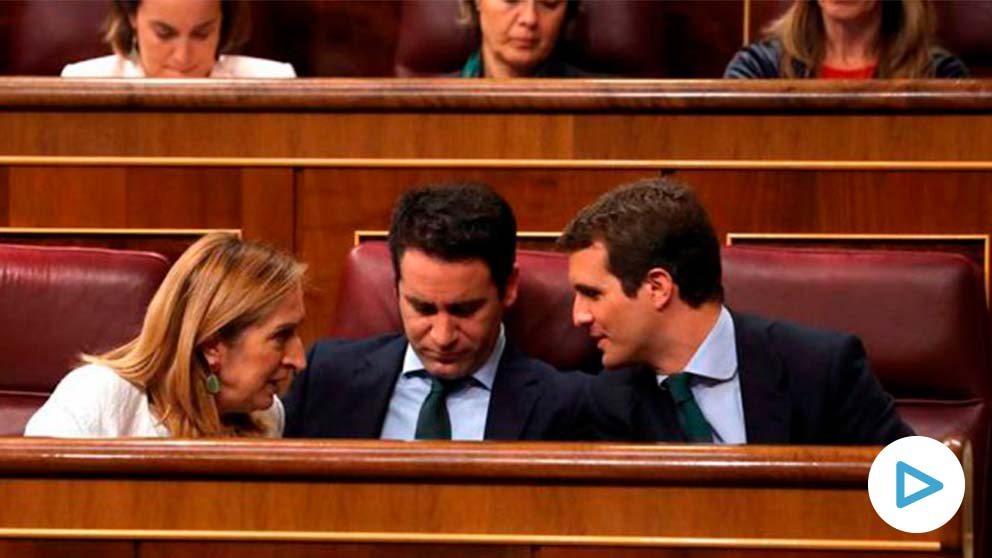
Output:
[
  {"xmin": 582, "ymin": 312, "xmax": 914, "ymax": 444},
  {"xmin": 282, "ymin": 333, "xmax": 591, "ymax": 440}
]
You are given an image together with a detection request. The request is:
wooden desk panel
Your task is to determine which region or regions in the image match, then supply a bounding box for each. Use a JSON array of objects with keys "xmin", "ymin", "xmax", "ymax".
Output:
[
  {"xmin": 0, "ymin": 439, "xmax": 971, "ymax": 558},
  {"xmin": 2, "ymin": 79, "xmax": 992, "ymax": 343}
]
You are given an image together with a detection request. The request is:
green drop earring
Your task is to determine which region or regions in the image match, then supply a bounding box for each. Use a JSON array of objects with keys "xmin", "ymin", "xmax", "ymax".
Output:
[{"xmin": 206, "ymin": 366, "xmax": 221, "ymax": 395}]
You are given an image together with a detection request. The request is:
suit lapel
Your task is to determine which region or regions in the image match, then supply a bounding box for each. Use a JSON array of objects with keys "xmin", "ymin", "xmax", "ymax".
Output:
[
  {"xmin": 338, "ymin": 336, "xmax": 406, "ymax": 438},
  {"xmin": 484, "ymin": 343, "xmax": 542, "ymax": 440},
  {"xmin": 629, "ymin": 365, "xmax": 686, "ymax": 442},
  {"xmin": 733, "ymin": 312, "xmax": 792, "ymax": 443}
]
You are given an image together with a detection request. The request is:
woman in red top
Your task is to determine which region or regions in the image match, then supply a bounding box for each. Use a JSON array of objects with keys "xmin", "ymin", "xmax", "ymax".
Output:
[{"xmin": 724, "ymin": 0, "xmax": 967, "ymax": 79}]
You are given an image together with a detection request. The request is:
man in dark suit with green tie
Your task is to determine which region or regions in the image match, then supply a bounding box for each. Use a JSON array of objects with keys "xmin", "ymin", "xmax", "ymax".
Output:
[
  {"xmin": 558, "ymin": 177, "xmax": 913, "ymax": 444},
  {"xmin": 283, "ymin": 182, "xmax": 588, "ymax": 440}
]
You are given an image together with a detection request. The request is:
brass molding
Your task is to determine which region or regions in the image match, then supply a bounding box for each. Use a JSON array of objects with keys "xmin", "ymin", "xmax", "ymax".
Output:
[
  {"xmin": 0, "ymin": 528, "xmax": 941, "ymax": 551},
  {"xmin": 742, "ymin": 0, "xmax": 751, "ymax": 46},
  {"xmin": 0, "ymin": 227, "xmax": 241, "ymax": 238},
  {"xmin": 726, "ymin": 233, "xmax": 990, "ymax": 305},
  {"xmin": 3, "ymin": 156, "xmax": 992, "ymax": 171},
  {"xmin": 354, "ymin": 230, "xmax": 561, "ymax": 246},
  {"xmin": 354, "ymin": 230, "xmax": 387, "ymax": 245}
]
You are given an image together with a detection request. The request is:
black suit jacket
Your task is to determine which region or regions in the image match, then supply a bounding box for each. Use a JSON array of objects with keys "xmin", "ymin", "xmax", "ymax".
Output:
[
  {"xmin": 282, "ymin": 333, "xmax": 591, "ymax": 440},
  {"xmin": 583, "ymin": 312, "xmax": 914, "ymax": 444}
]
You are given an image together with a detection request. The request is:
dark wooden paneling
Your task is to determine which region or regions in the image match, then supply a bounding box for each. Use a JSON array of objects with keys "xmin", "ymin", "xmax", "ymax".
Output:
[
  {"xmin": 3, "ymin": 111, "xmax": 990, "ymax": 162},
  {"xmin": 0, "ymin": 168, "xmax": 8, "ymax": 226},
  {"xmin": 297, "ymin": 168, "xmax": 655, "ymax": 340},
  {"xmin": 140, "ymin": 542, "xmax": 528, "ymax": 558},
  {"xmin": 0, "ymin": 440, "xmax": 962, "ymax": 556},
  {"xmin": 0, "ymin": 540, "xmax": 134, "ymax": 558},
  {"xmin": 679, "ymin": 170, "xmax": 992, "ymax": 238},
  {"xmin": 6, "ymin": 166, "xmax": 292, "ymax": 241}
]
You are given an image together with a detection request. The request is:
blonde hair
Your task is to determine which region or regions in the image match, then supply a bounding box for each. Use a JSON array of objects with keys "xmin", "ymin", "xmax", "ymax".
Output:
[
  {"xmin": 765, "ymin": 0, "xmax": 936, "ymax": 78},
  {"xmin": 84, "ymin": 233, "xmax": 305, "ymax": 437}
]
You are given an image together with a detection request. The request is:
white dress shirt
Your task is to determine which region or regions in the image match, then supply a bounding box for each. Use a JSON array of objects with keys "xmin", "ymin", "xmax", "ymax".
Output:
[
  {"xmin": 380, "ymin": 326, "xmax": 506, "ymax": 441},
  {"xmin": 657, "ymin": 306, "xmax": 747, "ymax": 444}
]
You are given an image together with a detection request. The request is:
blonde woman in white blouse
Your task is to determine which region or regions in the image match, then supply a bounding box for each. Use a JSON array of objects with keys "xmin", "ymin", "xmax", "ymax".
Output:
[
  {"xmin": 61, "ymin": 0, "xmax": 295, "ymax": 78},
  {"xmin": 26, "ymin": 233, "xmax": 307, "ymax": 438}
]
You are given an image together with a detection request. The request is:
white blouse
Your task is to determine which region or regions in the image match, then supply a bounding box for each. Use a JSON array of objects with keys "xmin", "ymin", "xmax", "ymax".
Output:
[
  {"xmin": 24, "ymin": 364, "xmax": 284, "ymax": 438},
  {"xmin": 61, "ymin": 54, "xmax": 296, "ymax": 78}
]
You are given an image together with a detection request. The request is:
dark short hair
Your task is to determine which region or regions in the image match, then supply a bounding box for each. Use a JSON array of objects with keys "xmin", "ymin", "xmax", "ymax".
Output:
[
  {"xmin": 389, "ymin": 182, "xmax": 517, "ymax": 294},
  {"xmin": 558, "ymin": 178, "xmax": 723, "ymax": 307},
  {"xmin": 104, "ymin": 0, "xmax": 250, "ymax": 57}
]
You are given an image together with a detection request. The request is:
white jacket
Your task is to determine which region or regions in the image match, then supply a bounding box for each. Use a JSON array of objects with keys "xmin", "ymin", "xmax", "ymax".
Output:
[
  {"xmin": 24, "ymin": 364, "xmax": 285, "ymax": 438},
  {"xmin": 61, "ymin": 54, "xmax": 296, "ymax": 78}
]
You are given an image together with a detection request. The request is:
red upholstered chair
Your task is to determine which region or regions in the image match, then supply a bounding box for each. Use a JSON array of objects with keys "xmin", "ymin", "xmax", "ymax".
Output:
[
  {"xmin": 393, "ymin": 0, "xmax": 742, "ymax": 77},
  {"xmin": 331, "ymin": 241, "xmax": 599, "ymax": 372},
  {"xmin": 1, "ymin": 1, "xmax": 106, "ymax": 76},
  {"xmin": 722, "ymin": 245, "xmax": 990, "ymax": 557},
  {"xmin": 334, "ymin": 241, "xmax": 989, "ymax": 553},
  {"xmin": 0, "ymin": 244, "xmax": 169, "ymax": 435}
]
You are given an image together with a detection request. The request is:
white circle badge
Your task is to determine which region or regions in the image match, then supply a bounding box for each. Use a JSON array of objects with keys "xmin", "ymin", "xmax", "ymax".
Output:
[{"xmin": 867, "ymin": 435, "xmax": 965, "ymax": 533}]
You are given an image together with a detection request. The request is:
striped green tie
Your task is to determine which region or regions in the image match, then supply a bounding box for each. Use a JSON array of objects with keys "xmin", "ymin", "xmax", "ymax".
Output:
[{"xmin": 666, "ymin": 373, "xmax": 714, "ymax": 443}]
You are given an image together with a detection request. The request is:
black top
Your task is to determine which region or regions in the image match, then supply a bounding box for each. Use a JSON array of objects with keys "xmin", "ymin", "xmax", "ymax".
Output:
[{"xmin": 724, "ymin": 40, "xmax": 969, "ymax": 79}]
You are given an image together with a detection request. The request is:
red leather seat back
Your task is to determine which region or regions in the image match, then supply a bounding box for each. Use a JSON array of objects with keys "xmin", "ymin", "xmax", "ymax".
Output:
[
  {"xmin": 3, "ymin": 1, "xmax": 107, "ymax": 76},
  {"xmin": 0, "ymin": 244, "xmax": 170, "ymax": 434},
  {"xmin": 722, "ymin": 245, "xmax": 989, "ymax": 556},
  {"xmin": 723, "ymin": 246, "xmax": 989, "ymax": 401},
  {"xmin": 331, "ymin": 241, "xmax": 600, "ymax": 372}
]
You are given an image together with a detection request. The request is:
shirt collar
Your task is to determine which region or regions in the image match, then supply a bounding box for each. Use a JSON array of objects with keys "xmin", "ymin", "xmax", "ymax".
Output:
[
  {"xmin": 402, "ymin": 324, "xmax": 505, "ymax": 391},
  {"xmin": 459, "ymin": 48, "xmax": 565, "ymax": 78},
  {"xmin": 658, "ymin": 305, "xmax": 737, "ymax": 385}
]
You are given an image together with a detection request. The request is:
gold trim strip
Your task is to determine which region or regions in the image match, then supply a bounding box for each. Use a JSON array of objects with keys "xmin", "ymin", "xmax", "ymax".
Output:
[
  {"xmin": 2, "ymin": 156, "xmax": 992, "ymax": 171},
  {"xmin": 354, "ymin": 230, "xmax": 561, "ymax": 246},
  {"xmin": 0, "ymin": 227, "xmax": 241, "ymax": 237},
  {"xmin": 727, "ymin": 233, "xmax": 990, "ymax": 244},
  {"xmin": 743, "ymin": 0, "xmax": 751, "ymax": 46},
  {"xmin": 0, "ymin": 529, "xmax": 941, "ymax": 551}
]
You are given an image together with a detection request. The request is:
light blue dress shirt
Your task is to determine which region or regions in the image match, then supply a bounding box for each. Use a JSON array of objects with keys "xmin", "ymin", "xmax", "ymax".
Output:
[
  {"xmin": 657, "ymin": 306, "xmax": 747, "ymax": 444},
  {"xmin": 380, "ymin": 326, "xmax": 505, "ymax": 441}
]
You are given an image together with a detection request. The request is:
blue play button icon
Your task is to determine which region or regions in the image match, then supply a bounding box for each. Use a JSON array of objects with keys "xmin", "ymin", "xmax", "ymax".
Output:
[
  {"xmin": 896, "ymin": 461, "xmax": 943, "ymax": 508},
  {"xmin": 869, "ymin": 436, "xmax": 965, "ymax": 533}
]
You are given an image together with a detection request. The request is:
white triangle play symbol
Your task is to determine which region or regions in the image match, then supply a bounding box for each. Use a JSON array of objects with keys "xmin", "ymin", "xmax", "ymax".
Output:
[{"xmin": 904, "ymin": 473, "xmax": 929, "ymax": 498}]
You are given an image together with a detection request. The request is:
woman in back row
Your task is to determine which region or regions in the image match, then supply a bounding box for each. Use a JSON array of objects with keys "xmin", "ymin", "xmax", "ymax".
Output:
[
  {"xmin": 61, "ymin": 0, "xmax": 296, "ymax": 78},
  {"xmin": 457, "ymin": 0, "xmax": 585, "ymax": 78},
  {"xmin": 725, "ymin": 0, "xmax": 967, "ymax": 79}
]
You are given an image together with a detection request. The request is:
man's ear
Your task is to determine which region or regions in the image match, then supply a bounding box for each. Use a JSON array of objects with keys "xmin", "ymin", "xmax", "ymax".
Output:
[
  {"xmin": 502, "ymin": 264, "xmax": 521, "ymax": 309},
  {"xmin": 644, "ymin": 267, "xmax": 675, "ymax": 310}
]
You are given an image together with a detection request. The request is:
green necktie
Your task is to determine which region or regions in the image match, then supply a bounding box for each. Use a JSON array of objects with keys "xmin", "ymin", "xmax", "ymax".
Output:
[
  {"xmin": 414, "ymin": 376, "xmax": 460, "ymax": 440},
  {"xmin": 666, "ymin": 373, "xmax": 714, "ymax": 443}
]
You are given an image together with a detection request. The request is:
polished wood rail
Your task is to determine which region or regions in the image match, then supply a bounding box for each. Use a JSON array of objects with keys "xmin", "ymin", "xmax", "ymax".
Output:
[
  {"xmin": 0, "ymin": 78, "xmax": 991, "ymax": 112},
  {"xmin": 0, "ymin": 438, "xmax": 972, "ymax": 558},
  {"xmin": 2, "ymin": 79, "xmax": 992, "ymax": 348}
]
